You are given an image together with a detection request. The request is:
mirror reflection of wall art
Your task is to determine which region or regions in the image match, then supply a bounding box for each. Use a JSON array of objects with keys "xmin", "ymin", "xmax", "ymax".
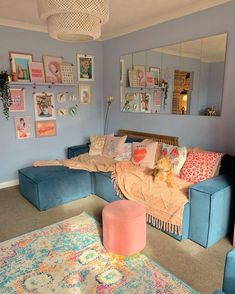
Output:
[
  {"xmin": 133, "ymin": 65, "xmax": 146, "ymax": 87},
  {"xmin": 43, "ymin": 55, "xmax": 63, "ymax": 83},
  {"xmin": 15, "ymin": 116, "xmax": 32, "ymax": 139},
  {"xmin": 33, "ymin": 92, "xmax": 56, "ymax": 121},
  {"xmin": 120, "ymin": 59, "xmax": 124, "ymax": 83},
  {"xmin": 140, "ymin": 93, "xmax": 151, "ymax": 113},
  {"xmin": 79, "ymin": 84, "xmax": 92, "ymax": 104},
  {"xmin": 9, "ymin": 52, "xmax": 33, "ymax": 82},
  {"xmin": 77, "ymin": 54, "xmax": 94, "ymax": 81},
  {"xmin": 9, "ymin": 88, "xmax": 26, "ymax": 112},
  {"xmin": 149, "ymin": 67, "xmax": 160, "ymax": 86},
  {"xmin": 35, "ymin": 120, "xmax": 57, "ymax": 137}
]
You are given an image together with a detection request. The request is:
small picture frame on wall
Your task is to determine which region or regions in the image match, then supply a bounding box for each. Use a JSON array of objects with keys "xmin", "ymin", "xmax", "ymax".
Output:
[
  {"xmin": 42, "ymin": 55, "xmax": 63, "ymax": 83},
  {"xmin": 149, "ymin": 67, "xmax": 160, "ymax": 86},
  {"xmin": 9, "ymin": 52, "xmax": 33, "ymax": 82},
  {"xmin": 33, "ymin": 92, "xmax": 56, "ymax": 120},
  {"xmin": 28, "ymin": 62, "xmax": 45, "ymax": 83},
  {"xmin": 15, "ymin": 116, "xmax": 32, "ymax": 139},
  {"xmin": 79, "ymin": 84, "xmax": 92, "ymax": 104},
  {"xmin": 77, "ymin": 54, "xmax": 94, "ymax": 81},
  {"xmin": 9, "ymin": 88, "xmax": 26, "ymax": 112},
  {"xmin": 35, "ymin": 120, "xmax": 57, "ymax": 138},
  {"xmin": 60, "ymin": 63, "xmax": 75, "ymax": 84}
]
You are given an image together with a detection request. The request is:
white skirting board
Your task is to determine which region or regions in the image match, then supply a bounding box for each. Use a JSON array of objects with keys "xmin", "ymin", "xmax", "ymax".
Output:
[{"xmin": 0, "ymin": 179, "xmax": 19, "ymax": 189}]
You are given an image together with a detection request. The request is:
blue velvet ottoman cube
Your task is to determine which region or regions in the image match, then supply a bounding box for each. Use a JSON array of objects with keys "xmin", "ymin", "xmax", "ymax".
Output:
[{"xmin": 18, "ymin": 166, "xmax": 93, "ymax": 211}]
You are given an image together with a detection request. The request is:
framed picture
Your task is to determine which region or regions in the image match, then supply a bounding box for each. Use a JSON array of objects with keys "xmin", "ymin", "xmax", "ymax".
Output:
[
  {"xmin": 42, "ymin": 55, "xmax": 63, "ymax": 83},
  {"xmin": 79, "ymin": 84, "xmax": 92, "ymax": 104},
  {"xmin": 9, "ymin": 88, "xmax": 26, "ymax": 112},
  {"xmin": 9, "ymin": 52, "xmax": 33, "ymax": 82},
  {"xmin": 28, "ymin": 62, "xmax": 45, "ymax": 83},
  {"xmin": 146, "ymin": 72, "xmax": 154, "ymax": 87},
  {"xmin": 15, "ymin": 116, "xmax": 32, "ymax": 139},
  {"xmin": 128, "ymin": 69, "xmax": 138, "ymax": 87},
  {"xmin": 122, "ymin": 92, "xmax": 140, "ymax": 112},
  {"xmin": 35, "ymin": 120, "xmax": 57, "ymax": 138},
  {"xmin": 77, "ymin": 54, "xmax": 94, "ymax": 81},
  {"xmin": 60, "ymin": 63, "xmax": 75, "ymax": 84},
  {"xmin": 140, "ymin": 92, "xmax": 151, "ymax": 113},
  {"xmin": 149, "ymin": 67, "xmax": 160, "ymax": 85},
  {"xmin": 33, "ymin": 92, "xmax": 56, "ymax": 120},
  {"xmin": 120, "ymin": 59, "xmax": 124, "ymax": 83},
  {"xmin": 133, "ymin": 65, "xmax": 146, "ymax": 87}
]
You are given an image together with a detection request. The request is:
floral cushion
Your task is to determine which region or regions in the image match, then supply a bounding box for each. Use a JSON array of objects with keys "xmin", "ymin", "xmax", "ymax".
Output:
[
  {"xmin": 103, "ymin": 136, "xmax": 127, "ymax": 158},
  {"xmin": 89, "ymin": 134, "xmax": 113, "ymax": 155},
  {"xmin": 115, "ymin": 143, "xmax": 132, "ymax": 161},
  {"xmin": 162, "ymin": 144, "xmax": 187, "ymax": 176},
  {"xmin": 132, "ymin": 141, "xmax": 159, "ymax": 169},
  {"xmin": 180, "ymin": 151, "xmax": 224, "ymax": 183}
]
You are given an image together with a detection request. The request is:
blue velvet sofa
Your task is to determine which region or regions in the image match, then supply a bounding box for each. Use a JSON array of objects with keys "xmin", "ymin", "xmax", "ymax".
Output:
[
  {"xmin": 18, "ymin": 135, "xmax": 235, "ymax": 248},
  {"xmin": 214, "ymin": 248, "xmax": 235, "ymax": 294}
]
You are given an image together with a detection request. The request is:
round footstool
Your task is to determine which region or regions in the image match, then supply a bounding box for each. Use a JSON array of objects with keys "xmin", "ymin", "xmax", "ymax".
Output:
[{"xmin": 102, "ymin": 200, "xmax": 146, "ymax": 256}]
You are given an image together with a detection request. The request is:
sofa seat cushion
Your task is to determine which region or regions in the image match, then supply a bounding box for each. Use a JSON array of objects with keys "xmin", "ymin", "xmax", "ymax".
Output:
[{"xmin": 19, "ymin": 166, "xmax": 92, "ymax": 211}]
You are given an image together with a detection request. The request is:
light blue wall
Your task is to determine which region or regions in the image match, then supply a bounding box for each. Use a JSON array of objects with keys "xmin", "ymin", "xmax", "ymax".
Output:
[
  {"xmin": 0, "ymin": 27, "xmax": 104, "ymax": 183},
  {"xmin": 103, "ymin": 1, "xmax": 235, "ymax": 154}
]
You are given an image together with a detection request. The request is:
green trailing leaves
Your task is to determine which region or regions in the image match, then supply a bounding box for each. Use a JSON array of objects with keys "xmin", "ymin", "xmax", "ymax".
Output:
[{"xmin": 0, "ymin": 71, "xmax": 11, "ymax": 120}]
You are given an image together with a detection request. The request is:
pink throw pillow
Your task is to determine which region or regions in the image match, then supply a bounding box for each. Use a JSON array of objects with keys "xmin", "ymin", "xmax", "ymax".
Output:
[
  {"xmin": 103, "ymin": 136, "xmax": 127, "ymax": 158},
  {"xmin": 132, "ymin": 141, "xmax": 158, "ymax": 169},
  {"xmin": 115, "ymin": 143, "xmax": 132, "ymax": 161},
  {"xmin": 180, "ymin": 151, "xmax": 224, "ymax": 183}
]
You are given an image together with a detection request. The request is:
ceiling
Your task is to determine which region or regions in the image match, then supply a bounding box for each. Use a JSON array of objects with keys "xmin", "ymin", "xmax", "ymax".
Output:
[{"xmin": 0, "ymin": 0, "xmax": 231, "ymax": 41}]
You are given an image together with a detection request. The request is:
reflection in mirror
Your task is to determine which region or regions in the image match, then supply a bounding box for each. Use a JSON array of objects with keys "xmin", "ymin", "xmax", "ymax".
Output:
[{"xmin": 120, "ymin": 33, "xmax": 227, "ymax": 116}]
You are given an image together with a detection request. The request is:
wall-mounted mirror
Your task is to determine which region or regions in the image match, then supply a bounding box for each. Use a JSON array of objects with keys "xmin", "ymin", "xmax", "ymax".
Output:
[{"xmin": 120, "ymin": 33, "xmax": 227, "ymax": 116}]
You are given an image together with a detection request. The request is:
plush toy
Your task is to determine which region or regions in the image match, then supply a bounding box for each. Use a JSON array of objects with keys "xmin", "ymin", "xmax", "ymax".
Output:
[{"xmin": 152, "ymin": 155, "xmax": 174, "ymax": 187}]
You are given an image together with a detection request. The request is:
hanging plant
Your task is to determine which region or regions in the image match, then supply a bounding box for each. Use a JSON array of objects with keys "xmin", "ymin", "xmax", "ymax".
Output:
[{"xmin": 0, "ymin": 71, "xmax": 12, "ymax": 119}]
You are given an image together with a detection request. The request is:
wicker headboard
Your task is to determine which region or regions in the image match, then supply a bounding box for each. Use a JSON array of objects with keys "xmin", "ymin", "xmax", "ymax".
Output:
[{"xmin": 117, "ymin": 129, "xmax": 178, "ymax": 146}]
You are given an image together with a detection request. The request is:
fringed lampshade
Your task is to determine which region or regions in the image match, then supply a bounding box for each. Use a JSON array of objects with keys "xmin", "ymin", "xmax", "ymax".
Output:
[{"xmin": 37, "ymin": 0, "xmax": 109, "ymax": 41}]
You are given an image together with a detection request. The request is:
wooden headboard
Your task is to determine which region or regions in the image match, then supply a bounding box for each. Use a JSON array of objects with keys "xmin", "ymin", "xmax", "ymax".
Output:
[{"xmin": 117, "ymin": 129, "xmax": 178, "ymax": 146}]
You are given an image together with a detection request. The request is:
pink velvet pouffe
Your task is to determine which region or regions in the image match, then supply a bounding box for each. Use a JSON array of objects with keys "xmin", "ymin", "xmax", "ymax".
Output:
[{"xmin": 102, "ymin": 200, "xmax": 146, "ymax": 256}]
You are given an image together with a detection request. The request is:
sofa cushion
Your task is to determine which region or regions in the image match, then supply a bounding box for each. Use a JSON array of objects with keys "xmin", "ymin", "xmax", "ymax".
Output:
[
  {"xmin": 103, "ymin": 136, "xmax": 127, "ymax": 158},
  {"xmin": 19, "ymin": 166, "xmax": 93, "ymax": 211},
  {"xmin": 180, "ymin": 151, "xmax": 223, "ymax": 183},
  {"xmin": 132, "ymin": 141, "xmax": 159, "ymax": 169},
  {"xmin": 162, "ymin": 144, "xmax": 187, "ymax": 176}
]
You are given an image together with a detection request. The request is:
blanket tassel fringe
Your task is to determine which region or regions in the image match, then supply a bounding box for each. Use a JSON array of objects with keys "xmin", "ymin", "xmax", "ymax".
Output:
[{"xmin": 111, "ymin": 172, "xmax": 182, "ymax": 236}]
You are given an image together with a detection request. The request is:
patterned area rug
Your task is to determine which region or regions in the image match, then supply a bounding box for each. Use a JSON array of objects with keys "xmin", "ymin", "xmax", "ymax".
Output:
[{"xmin": 0, "ymin": 212, "xmax": 199, "ymax": 293}]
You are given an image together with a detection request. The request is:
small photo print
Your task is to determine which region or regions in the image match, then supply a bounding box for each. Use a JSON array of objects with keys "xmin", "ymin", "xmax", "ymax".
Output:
[
  {"xmin": 9, "ymin": 88, "xmax": 26, "ymax": 112},
  {"xmin": 35, "ymin": 120, "xmax": 57, "ymax": 138},
  {"xmin": 77, "ymin": 54, "xmax": 94, "ymax": 81},
  {"xmin": 33, "ymin": 92, "xmax": 56, "ymax": 121},
  {"xmin": 79, "ymin": 84, "xmax": 92, "ymax": 104},
  {"xmin": 15, "ymin": 116, "xmax": 32, "ymax": 139}
]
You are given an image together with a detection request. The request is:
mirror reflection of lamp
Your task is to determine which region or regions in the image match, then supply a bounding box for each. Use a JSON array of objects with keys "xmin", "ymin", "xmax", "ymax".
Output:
[{"xmin": 180, "ymin": 90, "xmax": 188, "ymax": 114}]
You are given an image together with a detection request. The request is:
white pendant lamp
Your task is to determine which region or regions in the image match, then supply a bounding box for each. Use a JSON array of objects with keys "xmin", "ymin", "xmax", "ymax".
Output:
[{"xmin": 37, "ymin": 0, "xmax": 109, "ymax": 42}]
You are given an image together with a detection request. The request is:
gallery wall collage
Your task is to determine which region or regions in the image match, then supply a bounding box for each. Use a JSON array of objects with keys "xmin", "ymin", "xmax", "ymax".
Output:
[{"xmin": 7, "ymin": 52, "xmax": 95, "ymax": 139}]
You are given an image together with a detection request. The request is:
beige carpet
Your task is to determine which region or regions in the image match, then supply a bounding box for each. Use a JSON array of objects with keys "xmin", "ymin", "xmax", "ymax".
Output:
[{"xmin": 0, "ymin": 186, "xmax": 233, "ymax": 294}]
